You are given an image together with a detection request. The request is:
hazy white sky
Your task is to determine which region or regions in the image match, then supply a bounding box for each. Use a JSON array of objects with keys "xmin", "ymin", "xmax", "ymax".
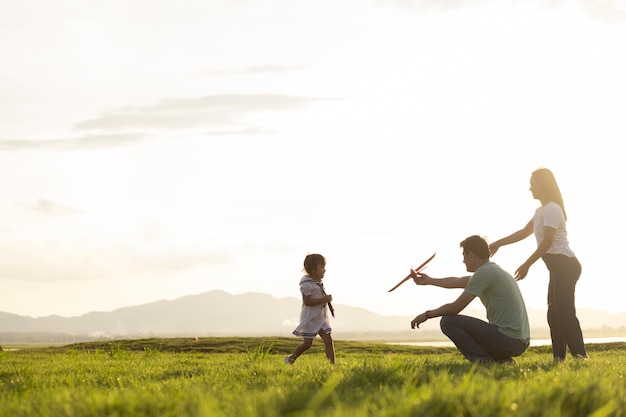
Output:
[{"xmin": 1, "ymin": 0, "xmax": 625, "ymax": 319}]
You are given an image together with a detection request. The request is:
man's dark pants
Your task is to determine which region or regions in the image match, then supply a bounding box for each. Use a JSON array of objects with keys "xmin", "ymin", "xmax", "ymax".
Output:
[{"xmin": 440, "ymin": 315, "xmax": 529, "ymax": 362}]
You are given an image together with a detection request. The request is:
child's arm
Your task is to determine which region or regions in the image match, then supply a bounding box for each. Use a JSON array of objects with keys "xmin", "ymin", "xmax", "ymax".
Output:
[{"xmin": 302, "ymin": 293, "xmax": 332, "ymax": 307}]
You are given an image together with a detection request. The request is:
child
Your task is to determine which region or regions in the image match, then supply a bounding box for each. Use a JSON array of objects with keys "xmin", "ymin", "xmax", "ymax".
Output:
[{"xmin": 285, "ymin": 253, "xmax": 335, "ymax": 365}]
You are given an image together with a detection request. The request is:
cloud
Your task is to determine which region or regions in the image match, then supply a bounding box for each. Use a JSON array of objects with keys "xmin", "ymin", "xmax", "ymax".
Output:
[
  {"xmin": 1, "ymin": 94, "xmax": 321, "ymax": 151},
  {"xmin": 126, "ymin": 249, "xmax": 231, "ymax": 274},
  {"xmin": 0, "ymin": 133, "xmax": 145, "ymax": 151},
  {"xmin": 201, "ymin": 65, "xmax": 312, "ymax": 76},
  {"xmin": 373, "ymin": 0, "xmax": 486, "ymax": 11},
  {"xmin": 581, "ymin": 0, "xmax": 626, "ymax": 23},
  {"xmin": 74, "ymin": 94, "xmax": 321, "ymax": 132},
  {"xmin": 422, "ymin": 0, "xmax": 626, "ymax": 23},
  {"xmin": 15, "ymin": 198, "xmax": 80, "ymax": 216},
  {"xmin": 0, "ymin": 242, "xmax": 111, "ymax": 282},
  {"xmin": 0, "ymin": 241, "xmax": 232, "ymax": 283},
  {"xmin": 377, "ymin": 0, "xmax": 626, "ymax": 22},
  {"xmin": 201, "ymin": 127, "xmax": 278, "ymax": 136}
]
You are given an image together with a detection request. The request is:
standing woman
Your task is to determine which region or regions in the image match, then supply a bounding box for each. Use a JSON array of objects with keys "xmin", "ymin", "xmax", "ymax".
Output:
[{"xmin": 489, "ymin": 168, "xmax": 587, "ymax": 361}]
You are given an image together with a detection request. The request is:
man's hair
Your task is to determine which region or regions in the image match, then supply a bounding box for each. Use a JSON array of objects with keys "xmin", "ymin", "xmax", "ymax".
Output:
[
  {"xmin": 460, "ymin": 235, "xmax": 490, "ymax": 259},
  {"xmin": 303, "ymin": 253, "xmax": 326, "ymax": 274}
]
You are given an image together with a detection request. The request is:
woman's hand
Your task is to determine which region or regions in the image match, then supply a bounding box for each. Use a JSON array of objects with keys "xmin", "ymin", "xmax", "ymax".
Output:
[
  {"xmin": 489, "ymin": 242, "xmax": 501, "ymax": 257},
  {"xmin": 515, "ymin": 263, "xmax": 530, "ymax": 281}
]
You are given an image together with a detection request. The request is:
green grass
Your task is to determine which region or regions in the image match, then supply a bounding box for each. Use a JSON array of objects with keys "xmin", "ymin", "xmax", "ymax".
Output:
[{"xmin": 1, "ymin": 337, "xmax": 625, "ymax": 416}]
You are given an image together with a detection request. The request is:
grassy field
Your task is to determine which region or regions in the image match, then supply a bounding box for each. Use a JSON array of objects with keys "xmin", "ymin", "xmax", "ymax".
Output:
[{"xmin": 1, "ymin": 337, "xmax": 625, "ymax": 417}]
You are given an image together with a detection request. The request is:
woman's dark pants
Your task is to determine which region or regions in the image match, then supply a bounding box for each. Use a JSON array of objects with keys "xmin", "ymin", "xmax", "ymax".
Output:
[{"xmin": 542, "ymin": 254, "xmax": 587, "ymax": 359}]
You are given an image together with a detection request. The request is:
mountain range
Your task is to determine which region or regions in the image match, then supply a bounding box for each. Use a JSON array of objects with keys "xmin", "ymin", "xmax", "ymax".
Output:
[{"xmin": 1, "ymin": 290, "xmax": 625, "ymax": 343}]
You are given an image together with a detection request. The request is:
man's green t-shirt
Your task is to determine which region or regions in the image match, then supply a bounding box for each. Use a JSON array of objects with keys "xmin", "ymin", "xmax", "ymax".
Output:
[{"xmin": 464, "ymin": 262, "xmax": 530, "ymax": 340}]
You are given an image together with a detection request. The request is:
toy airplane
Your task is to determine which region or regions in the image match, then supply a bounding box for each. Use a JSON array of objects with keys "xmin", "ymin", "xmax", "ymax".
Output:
[{"xmin": 387, "ymin": 252, "xmax": 436, "ymax": 292}]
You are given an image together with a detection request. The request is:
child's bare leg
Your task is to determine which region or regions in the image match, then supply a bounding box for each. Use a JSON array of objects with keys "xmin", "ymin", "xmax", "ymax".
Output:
[
  {"xmin": 318, "ymin": 330, "xmax": 335, "ymax": 364},
  {"xmin": 288, "ymin": 338, "xmax": 314, "ymax": 363}
]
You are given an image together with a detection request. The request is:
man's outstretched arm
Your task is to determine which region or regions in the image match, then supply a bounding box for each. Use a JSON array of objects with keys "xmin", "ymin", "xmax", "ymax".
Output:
[{"xmin": 411, "ymin": 271, "xmax": 471, "ymax": 289}]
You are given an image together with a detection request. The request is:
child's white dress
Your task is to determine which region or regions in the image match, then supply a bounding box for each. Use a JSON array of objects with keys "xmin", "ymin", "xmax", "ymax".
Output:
[{"xmin": 292, "ymin": 276, "xmax": 332, "ymax": 338}]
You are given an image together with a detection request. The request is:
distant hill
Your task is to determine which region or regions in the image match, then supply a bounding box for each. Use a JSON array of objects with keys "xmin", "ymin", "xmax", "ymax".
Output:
[{"xmin": 1, "ymin": 290, "xmax": 625, "ymax": 343}]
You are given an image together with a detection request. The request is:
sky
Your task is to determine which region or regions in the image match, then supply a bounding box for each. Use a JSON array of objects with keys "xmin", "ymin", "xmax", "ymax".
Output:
[{"xmin": 1, "ymin": 0, "xmax": 625, "ymax": 320}]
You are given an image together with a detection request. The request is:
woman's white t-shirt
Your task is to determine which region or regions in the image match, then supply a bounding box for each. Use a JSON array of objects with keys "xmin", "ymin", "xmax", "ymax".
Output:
[{"xmin": 532, "ymin": 201, "xmax": 576, "ymax": 257}]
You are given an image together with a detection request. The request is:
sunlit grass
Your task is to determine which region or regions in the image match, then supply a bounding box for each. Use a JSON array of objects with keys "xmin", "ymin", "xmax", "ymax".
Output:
[{"xmin": 1, "ymin": 338, "xmax": 625, "ymax": 416}]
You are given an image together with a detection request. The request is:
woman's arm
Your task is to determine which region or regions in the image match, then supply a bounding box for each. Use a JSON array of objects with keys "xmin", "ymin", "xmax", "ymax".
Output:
[
  {"xmin": 515, "ymin": 226, "xmax": 556, "ymax": 280},
  {"xmin": 489, "ymin": 220, "xmax": 534, "ymax": 256}
]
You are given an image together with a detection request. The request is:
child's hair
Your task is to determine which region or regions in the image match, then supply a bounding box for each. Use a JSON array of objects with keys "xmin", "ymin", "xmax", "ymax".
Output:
[{"xmin": 303, "ymin": 253, "xmax": 326, "ymax": 274}]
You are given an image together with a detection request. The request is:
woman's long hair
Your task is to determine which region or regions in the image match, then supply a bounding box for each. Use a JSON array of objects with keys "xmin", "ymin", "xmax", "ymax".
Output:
[{"xmin": 532, "ymin": 168, "xmax": 567, "ymax": 220}]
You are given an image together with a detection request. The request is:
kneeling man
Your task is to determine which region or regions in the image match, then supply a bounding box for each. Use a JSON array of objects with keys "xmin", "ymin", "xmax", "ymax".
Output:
[{"xmin": 411, "ymin": 235, "xmax": 530, "ymax": 363}]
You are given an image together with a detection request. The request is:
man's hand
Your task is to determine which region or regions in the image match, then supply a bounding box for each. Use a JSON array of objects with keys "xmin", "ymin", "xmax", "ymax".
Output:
[
  {"xmin": 411, "ymin": 312, "xmax": 428, "ymax": 329},
  {"xmin": 411, "ymin": 270, "xmax": 430, "ymax": 286}
]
